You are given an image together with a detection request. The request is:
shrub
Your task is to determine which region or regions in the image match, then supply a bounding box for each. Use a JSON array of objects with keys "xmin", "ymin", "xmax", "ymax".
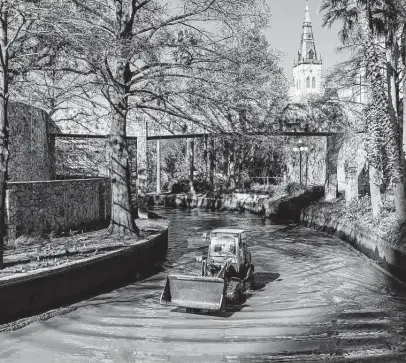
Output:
[
  {"xmin": 285, "ymin": 182, "xmax": 307, "ymax": 196},
  {"xmin": 305, "ymin": 194, "xmax": 406, "ymax": 246},
  {"xmin": 171, "ymin": 178, "xmax": 190, "ymax": 194}
]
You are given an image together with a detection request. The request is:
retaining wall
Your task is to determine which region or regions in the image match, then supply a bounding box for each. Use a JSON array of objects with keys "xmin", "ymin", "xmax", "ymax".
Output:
[
  {"xmin": 300, "ymin": 209, "xmax": 406, "ymax": 281},
  {"xmin": 152, "ymin": 190, "xmax": 406, "ymax": 281},
  {"xmin": 8, "ymin": 102, "xmax": 57, "ymax": 182},
  {"xmin": 150, "ymin": 187, "xmax": 324, "ymax": 223},
  {"xmin": 6, "ymin": 178, "xmax": 111, "ymax": 239},
  {"xmin": 0, "ymin": 218, "xmax": 169, "ymax": 324}
]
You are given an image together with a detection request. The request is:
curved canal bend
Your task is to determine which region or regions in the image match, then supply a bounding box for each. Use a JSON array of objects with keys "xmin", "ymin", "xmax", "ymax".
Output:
[{"xmin": 1, "ymin": 208, "xmax": 406, "ymax": 362}]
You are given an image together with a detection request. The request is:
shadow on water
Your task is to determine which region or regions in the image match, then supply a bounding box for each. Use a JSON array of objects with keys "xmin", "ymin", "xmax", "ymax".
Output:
[
  {"xmin": 170, "ymin": 302, "xmax": 252, "ymax": 318},
  {"xmin": 253, "ymin": 272, "xmax": 281, "ymax": 290},
  {"xmin": 76, "ymin": 272, "xmax": 166, "ymax": 308}
]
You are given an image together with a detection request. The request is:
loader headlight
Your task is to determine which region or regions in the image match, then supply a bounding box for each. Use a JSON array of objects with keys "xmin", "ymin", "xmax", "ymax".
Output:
[{"xmin": 231, "ymin": 259, "xmax": 237, "ymax": 264}]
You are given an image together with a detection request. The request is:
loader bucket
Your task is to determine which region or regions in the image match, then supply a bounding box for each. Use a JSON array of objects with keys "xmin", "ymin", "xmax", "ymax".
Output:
[{"xmin": 160, "ymin": 275, "xmax": 226, "ymax": 311}]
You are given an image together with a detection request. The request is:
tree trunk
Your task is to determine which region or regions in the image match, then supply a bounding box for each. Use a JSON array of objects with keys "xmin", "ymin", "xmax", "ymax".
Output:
[
  {"xmin": 364, "ymin": 101, "xmax": 384, "ymax": 215},
  {"xmin": 107, "ymin": 57, "xmax": 138, "ymax": 236},
  {"xmin": 394, "ymin": 182, "xmax": 406, "ymax": 221},
  {"xmin": 223, "ymin": 139, "xmax": 229, "ymax": 178},
  {"xmin": 0, "ymin": 8, "xmax": 8, "ymax": 269},
  {"xmin": 187, "ymin": 138, "xmax": 196, "ymax": 197},
  {"xmin": 403, "ymin": 76, "xmax": 406, "ymax": 157},
  {"xmin": 368, "ymin": 165, "xmax": 383, "ymax": 217},
  {"xmin": 402, "ymin": 28, "xmax": 406, "ymax": 157},
  {"xmin": 228, "ymin": 144, "xmax": 236, "ymax": 191},
  {"xmin": 386, "ymin": 37, "xmax": 398, "ymax": 117},
  {"xmin": 204, "ymin": 134, "xmax": 208, "ymax": 188},
  {"xmin": 365, "ymin": 34, "xmax": 406, "ymax": 222},
  {"xmin": 209, "ymin": 137, "xmax": 215, "ymax": 190},
  {"xmin": 156, "ymin": 139, "xmax": 161, "ymax": 195}
]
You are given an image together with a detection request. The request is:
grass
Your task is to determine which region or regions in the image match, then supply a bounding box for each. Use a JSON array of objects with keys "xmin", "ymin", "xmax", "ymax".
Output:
[{"xmin": 1, "ymin": 218, "xmax": 168, "ymax": 277}]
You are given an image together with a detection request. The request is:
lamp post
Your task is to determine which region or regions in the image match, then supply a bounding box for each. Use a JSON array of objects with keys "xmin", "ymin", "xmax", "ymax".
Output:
[{"xmin": 293, "ymin": 140, "xmax": 308, "ymax": 185}]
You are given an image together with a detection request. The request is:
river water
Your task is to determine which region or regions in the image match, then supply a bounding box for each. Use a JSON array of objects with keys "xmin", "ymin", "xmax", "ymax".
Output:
[{"xmin": 1, "ymin": 208, "xmax": 406, "ymax": 362}]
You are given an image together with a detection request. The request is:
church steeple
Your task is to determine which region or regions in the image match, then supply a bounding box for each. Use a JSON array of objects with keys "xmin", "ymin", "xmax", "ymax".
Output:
[
  {"xmin": 296, "ymin": 0, "xmax": 321, "ymax": 65},
  {"xmin": 291, "ymin": 0, "xmax": 323, "ymax": 101},
  {"xmin": 304, "ymin": 0, "xmax": 311, "ymax": 23}
]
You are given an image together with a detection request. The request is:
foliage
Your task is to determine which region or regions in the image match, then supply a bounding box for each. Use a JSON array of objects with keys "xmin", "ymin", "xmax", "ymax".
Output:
[
  {"xmin": 284, "ymin": 182, "xmax": 308, "ymax": 196},
  {"xmin": 320, "ymin": 0, "xmax": 406, "ymax": 222},
  {"xmin": 146, "ymin": 134, "xmax": 288, "ymax": 194},
  {"xmin": 305, "ymin": 194, "xmax": 406, "ymax": 246},
  {"xmin": 279, "ymin": 98, "xmax": 347, "ymax": 133},
  {"xmin": 25, "ymin": 0, "xmax": 288, "ymax": 134},
  {"xmin": 17, "ymin": 0, "xmax": 288, "ymax": 235}
]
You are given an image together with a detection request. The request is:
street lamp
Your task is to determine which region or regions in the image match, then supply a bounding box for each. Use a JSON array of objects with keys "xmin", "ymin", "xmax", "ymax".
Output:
[{"xmin": 293, "ymin": 140, "xmax": 308, "ymax": 185}]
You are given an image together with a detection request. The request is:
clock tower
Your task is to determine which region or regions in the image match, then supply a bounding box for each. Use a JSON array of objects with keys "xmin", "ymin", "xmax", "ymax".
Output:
[{"xmin": 292, "ymin": 0, "xmax": 323, "ymax": 101}]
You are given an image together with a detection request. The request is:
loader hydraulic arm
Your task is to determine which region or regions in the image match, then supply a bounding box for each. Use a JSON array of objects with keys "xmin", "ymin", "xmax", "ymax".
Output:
[{"xmin": 216, "ymin": 259, "xmax": 233, "ymax": 279}]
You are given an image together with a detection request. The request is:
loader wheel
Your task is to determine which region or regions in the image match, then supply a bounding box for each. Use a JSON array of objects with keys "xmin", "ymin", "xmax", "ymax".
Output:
[{"xmin": 226, "ymin": 279, "xmax": 242, "ymax": 305}]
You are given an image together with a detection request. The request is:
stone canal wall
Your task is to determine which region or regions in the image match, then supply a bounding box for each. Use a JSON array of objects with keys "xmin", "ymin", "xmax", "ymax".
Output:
[
  {"xmin": 0, "ymin": 217, "xmax": 169, "ymax": 324},
  {"xmin": 150, "ymin": 186, "xmax": 324, "ymax": 223},
  {"xmin": 300, "ymin": 209, "xmax": 406, "ymax": 281},
  {"xmin": 151, "ymin": 190, "xmax": 406, "ymax": 281},
  {"xmin": 6, "ymin": 178, "xmax": 111, "ymax": 239}
]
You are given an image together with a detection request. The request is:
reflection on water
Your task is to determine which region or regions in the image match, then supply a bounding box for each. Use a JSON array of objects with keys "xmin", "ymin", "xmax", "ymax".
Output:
[{"xmin": 1, "ymin": 208, "xmax": 406, "ymax": 362}]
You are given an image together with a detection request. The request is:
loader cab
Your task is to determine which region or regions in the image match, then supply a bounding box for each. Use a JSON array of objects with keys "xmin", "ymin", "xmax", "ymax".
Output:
[
  {"xmin": 204, "ymin": 228, "xmax": 248, "ymax": 273},
  {"xmin": 209, "ymin": 233, "xmax": 237, "ymax": 256}
]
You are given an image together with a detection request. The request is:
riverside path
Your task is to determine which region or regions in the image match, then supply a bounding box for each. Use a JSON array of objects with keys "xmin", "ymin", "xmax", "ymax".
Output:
[{"xmin": 0, "ymin": 208, "xmax": 406, "ymax": 362}]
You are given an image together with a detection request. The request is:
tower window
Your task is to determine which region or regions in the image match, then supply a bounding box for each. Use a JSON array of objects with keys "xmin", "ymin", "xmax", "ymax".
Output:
[
  {"xmin": 312, "ymin": 77, "xmax": 316, "ymax": 88},
  {"xmin": 306, "ymin": 77, "xmax": 310, "ymax": 89},
  {"xmin": 308, "ymin": 49, "xmax": 314, "ymax": 59}
]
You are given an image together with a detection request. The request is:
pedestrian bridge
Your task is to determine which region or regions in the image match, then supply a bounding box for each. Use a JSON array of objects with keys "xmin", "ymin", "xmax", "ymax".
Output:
[{"xmin": 49, "ymin": 105, "xmax": 347, "ymax": 202}]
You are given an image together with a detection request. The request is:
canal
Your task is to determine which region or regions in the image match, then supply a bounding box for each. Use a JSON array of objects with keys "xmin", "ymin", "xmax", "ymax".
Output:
[{"xmin": 1, "ymin": 208, "xmax": 406, "ymax": 362}]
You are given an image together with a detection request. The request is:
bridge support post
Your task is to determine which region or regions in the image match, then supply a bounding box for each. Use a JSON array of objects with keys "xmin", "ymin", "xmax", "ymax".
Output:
[
  {"xmin": 187, "ymin": 138, "xmax": 196, "ymax": 196},
  {"xmin": 209, "ymin": 137, "xmax": 215, "ymax": 190},
  {"xmin": 228, "ymin": 145, "xmax": 236, "ymax": 191},
  {"xmin": 324, "ymin": 134, "xmax": 342, "ymax": 201},
  {"xmin": 156, "ymin": 139, "xmax": 161, "ymax": 195},
  {"xmin": 137, "ymin": 119, "xmax": 148, "ymax": 218}
]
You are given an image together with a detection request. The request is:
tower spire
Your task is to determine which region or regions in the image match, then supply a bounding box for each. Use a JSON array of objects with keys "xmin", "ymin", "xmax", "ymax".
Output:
[
  {"xmin": 295, "ymin": 0, "xmax": 321, "ymax": 65},
  {"xmin": 291, "ymin": 0, "xmax": 323, "ymax": 101},
  {"xmin": 304, "ymin": 0, "xmax": 311, "ymax": 24}
]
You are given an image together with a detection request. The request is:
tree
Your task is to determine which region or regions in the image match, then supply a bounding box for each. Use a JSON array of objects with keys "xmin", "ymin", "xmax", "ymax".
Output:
[
  {"xmin": 316, "ymin": 50, "xmax": 386, "ymax": 214},
  {"xmin": 0, "ymin": 0, "xmax": 66, "ymax": 269},
  {"xmin": 321, "ymin": 0, "xmax": 406, "ymax": 221},
  {"xmin": 0, "ymin": 1, "xmax": 9, "ymax": 270},
  {"xmin": 40, "ymin": 0, "xmax": 286, "ymax": 237}
]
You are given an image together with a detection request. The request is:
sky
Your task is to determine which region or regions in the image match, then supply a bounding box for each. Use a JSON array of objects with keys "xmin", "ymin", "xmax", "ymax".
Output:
[{"xmin": 264, "ymin": 0, "xmax": 347, "ymax": 83}]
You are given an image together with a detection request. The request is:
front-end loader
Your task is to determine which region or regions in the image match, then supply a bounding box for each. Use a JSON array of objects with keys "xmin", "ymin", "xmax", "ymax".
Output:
[{"xmin": 160, "ymin": 228, "xmax": 254, "ymax": 312}]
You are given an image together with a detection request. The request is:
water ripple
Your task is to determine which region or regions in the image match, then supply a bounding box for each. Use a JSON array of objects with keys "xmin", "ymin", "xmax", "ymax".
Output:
[{"xmin": 0, "ymin": 208, "xmax": 405, "ymax": 362}]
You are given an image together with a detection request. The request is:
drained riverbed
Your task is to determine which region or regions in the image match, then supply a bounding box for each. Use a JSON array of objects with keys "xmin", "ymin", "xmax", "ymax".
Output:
[{"xmin": 1, "ymin": 208, "xmax": 406, "ymax": 362}]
